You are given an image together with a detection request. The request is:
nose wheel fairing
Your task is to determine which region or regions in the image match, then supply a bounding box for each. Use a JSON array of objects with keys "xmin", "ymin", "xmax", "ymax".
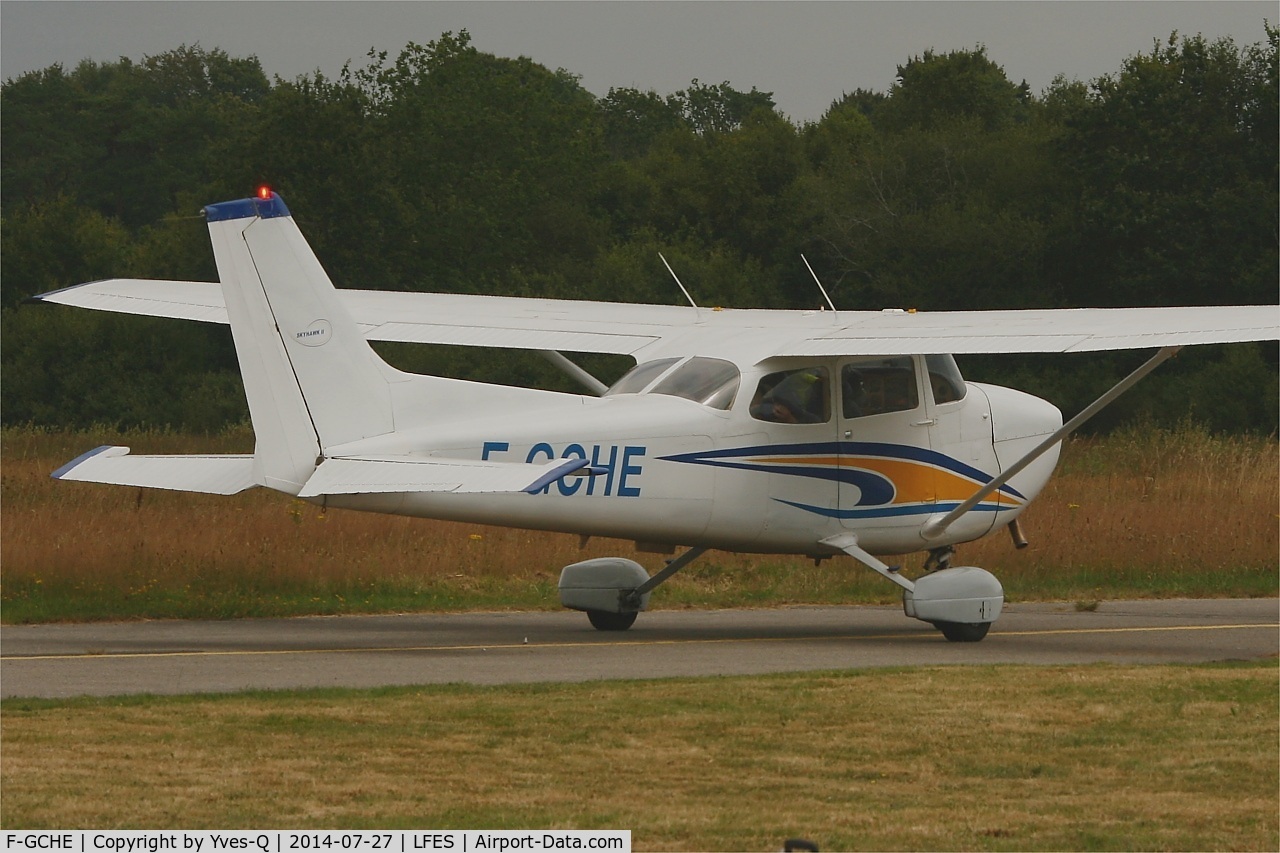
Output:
[
  {"xmin": 902, "ymin": 565, "xmax": 1003, "ymax": 625},
  {"xmin": 821, "ymin": 533, "xmax": 1003, "ymax": 641}
]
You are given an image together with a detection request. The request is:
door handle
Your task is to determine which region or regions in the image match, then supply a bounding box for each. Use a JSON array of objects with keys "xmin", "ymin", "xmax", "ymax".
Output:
[{"xmin": 911, "ymin": 419, "xmax": 937, "ymax": 427}]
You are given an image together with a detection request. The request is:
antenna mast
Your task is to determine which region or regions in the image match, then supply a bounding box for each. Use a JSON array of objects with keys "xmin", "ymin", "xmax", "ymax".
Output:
[
  {"xmin": 659, "ymin": 253, "xmax": 703, "ymax": 320},
  {"xmin": 801, "ymin": 254, "xmax": 838, "ymax": 320}
]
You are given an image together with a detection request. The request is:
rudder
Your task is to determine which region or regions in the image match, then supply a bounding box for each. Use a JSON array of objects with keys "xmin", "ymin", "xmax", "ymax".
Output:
[{"xmin": 206, "ymin": 192, "xmax": 397, "ymax": 494}]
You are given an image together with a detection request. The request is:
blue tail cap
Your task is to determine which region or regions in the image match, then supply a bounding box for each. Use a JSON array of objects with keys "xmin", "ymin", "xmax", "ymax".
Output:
[{"xmin": 204, "ymin": 191, "xmax": 291, "ymax": 222}]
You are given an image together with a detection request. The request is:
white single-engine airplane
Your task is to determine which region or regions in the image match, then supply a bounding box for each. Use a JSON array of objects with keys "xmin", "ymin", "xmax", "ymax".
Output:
[{"xmin": 35, "ymin": 191, "xmax": 1280, "ymax": 641}]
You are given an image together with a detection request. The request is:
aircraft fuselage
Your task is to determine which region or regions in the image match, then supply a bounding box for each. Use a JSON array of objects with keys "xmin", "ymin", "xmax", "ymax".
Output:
[{"xmin": 320, "ymin": 355, "xmax": 1063, "ymax": 557}]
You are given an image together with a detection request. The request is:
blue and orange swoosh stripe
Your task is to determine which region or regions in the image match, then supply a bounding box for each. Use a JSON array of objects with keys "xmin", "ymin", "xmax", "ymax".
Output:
[{"xmin": 660, "ymin": 441, "xmax": 1023, "ymax": 520}]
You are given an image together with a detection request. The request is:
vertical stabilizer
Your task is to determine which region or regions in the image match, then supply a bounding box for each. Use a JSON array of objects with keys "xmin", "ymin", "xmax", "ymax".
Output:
[{"xmin": 206, "ymin": 192, "xmax": 395, "ymax": 494}]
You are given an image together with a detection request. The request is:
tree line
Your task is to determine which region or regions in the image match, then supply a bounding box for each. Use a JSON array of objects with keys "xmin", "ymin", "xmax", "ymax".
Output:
[{"xmin": 2, "ymin": 28, "xmax": 1276, "ymax": 432}]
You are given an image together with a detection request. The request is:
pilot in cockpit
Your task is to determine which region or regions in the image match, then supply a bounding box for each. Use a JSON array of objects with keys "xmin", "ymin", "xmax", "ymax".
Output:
[{"xmin": 751, "ymin": 367, "xmax": 829, "ymax": 424}]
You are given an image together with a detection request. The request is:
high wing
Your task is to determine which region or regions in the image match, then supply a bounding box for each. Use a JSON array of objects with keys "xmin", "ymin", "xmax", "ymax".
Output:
[
  {"xmin": 782, "ymin": 304, "xmax": 1280, "ymax": 356},
  {"xmin": 30, "ymin": 278, "xmax": 1280, "ymax": 361},
  {"xmin": 29, "ymin": 279, "xmax": 673, "ymax": 356}
]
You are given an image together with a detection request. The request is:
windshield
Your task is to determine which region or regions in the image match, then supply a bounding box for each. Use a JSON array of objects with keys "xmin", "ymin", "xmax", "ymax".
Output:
[
  {"xmin": 604, "ymin": 358, "xmax": 680, "ymax": 395},
  {"xmin": 650, "ymin": 358, "xmax": 740, "ymax": 410}
]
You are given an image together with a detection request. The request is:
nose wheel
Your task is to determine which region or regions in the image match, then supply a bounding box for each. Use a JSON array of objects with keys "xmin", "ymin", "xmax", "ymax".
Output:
[{"xmin": 932, "ymin": 620, "xmax": 991, "ymax": 642}]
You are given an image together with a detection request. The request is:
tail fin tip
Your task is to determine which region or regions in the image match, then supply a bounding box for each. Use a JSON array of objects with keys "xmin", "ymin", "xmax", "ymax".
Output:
[{"xmin": 204, "ymin": 191, "xmax": 291, "ymax": 223}]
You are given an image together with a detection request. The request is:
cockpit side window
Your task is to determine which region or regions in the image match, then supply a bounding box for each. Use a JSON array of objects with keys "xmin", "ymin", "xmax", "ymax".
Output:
[
  {"xmin": 750, "ymin": 367, "xmax": 830, "ymax": 424},
  {"xmin": 925, "ymin": 354, "xmax": 968, "ymax": 404},
  {"xmin": 650, "ymin": 357, "xmax": 741, "ymax": 410},
  {"xmin": 841, "ymin": 357, "xmax": 919, "ymax": 418},
  {"xmin": 605, "ymin": 358, "xmax": 680, "ymax": 396}
]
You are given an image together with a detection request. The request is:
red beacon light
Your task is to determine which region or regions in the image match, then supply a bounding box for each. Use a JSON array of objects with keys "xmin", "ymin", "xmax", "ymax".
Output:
[{"xmin": 257, "ymin": 185, "xmax": 273, "ymax": 200}]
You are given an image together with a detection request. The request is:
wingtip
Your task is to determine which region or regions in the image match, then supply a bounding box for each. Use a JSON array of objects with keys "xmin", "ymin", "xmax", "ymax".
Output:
[
  {"xmin": 51, "ymin": 445, "xmax": 130, "ymax": 480},
  {"xmin": 24, "ymin": 279, "xmax": 114, "ymax": 305}
]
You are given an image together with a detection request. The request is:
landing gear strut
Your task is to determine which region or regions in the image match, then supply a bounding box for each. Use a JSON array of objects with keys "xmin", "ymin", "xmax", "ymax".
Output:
[
  {"xmin": 924, "ymin": 545, "xmax": 954, "ymax": 573},
  {"xmin": 821, "ymin": 533, "xmax": 1003, "ymax": 642}
]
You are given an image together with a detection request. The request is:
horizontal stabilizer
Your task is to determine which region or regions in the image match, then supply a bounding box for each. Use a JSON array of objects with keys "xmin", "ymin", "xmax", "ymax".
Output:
[
  {"xmin": 298, "ymin": 455, "xmax": 592, "ymax": 498},
  {"xmin": 28, "ymin": 279, "xmax": 228, "ymax": 323},
  {"xmin": 52, "ymin": 446, "xmax": 258, "ymax": 495}
]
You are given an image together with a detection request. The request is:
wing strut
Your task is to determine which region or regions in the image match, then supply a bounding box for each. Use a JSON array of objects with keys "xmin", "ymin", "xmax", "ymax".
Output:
[
  {"xmin": 922, "ymin": 345, "xmax": 1182, "ymax": 540},
  {"xmin": 538, "ymin": 350, "xmax": 609, "ymax": 395}
]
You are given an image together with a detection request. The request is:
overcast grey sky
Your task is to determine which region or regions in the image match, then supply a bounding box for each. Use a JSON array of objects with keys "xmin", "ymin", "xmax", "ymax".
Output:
[{"xmin": 2, "ymin": 1, "xmax": 1273, "ymax": 122}]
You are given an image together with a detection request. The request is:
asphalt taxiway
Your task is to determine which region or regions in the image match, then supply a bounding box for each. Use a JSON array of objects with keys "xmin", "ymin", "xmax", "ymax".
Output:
[{"xmin": 2, "ymin": 599, "xmax": 1276, "ymax": 698}]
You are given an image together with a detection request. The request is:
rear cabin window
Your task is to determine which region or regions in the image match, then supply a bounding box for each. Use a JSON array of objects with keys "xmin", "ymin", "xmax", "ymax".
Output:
[
  {"xmin": 841, "ymin": 357, "xmax": 919, "ymax": 418},
  {"xmin": 750, "ymin": 367, "xmax": 831, "ymax": 424},
  {"xmin": 926, "ymin": 354, "xmax": 968, "ymax": 404},
  {"xmin": 650, "ymin": 358, "xmax": 741, "ymax": 410}
]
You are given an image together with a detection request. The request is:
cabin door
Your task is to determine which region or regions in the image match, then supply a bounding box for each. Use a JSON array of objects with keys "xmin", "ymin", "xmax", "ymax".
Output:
[{"xmin": 836, "ymin": 355, "xmax": 937, "ymax": 538}]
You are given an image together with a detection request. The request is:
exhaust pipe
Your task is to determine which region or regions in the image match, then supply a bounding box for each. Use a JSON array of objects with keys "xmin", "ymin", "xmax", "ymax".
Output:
[{"xmin": 1008, "ymin": 518, "xmax": 1029, "ymax": 549}]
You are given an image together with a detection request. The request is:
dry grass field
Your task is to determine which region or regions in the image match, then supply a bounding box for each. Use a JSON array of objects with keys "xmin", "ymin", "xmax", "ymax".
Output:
[{"xmin": 2, "ymin": 424, "xmax": 1276, "ymax": 622}]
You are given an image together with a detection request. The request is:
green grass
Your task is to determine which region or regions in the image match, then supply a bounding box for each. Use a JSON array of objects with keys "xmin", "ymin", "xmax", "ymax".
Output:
[{"xmin": 2, "ymin": 662, "xmax": 1276, "ymax": 850}]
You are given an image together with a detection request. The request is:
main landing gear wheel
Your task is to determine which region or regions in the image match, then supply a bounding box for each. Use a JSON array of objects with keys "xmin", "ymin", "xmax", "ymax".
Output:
[
  {"xmin": 587, "ymin": 610, "xmax": 638, "ymax": 631},
  {"xmin": 934, "ymin": 621, "xmax": 991, "ymax": 643}
]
